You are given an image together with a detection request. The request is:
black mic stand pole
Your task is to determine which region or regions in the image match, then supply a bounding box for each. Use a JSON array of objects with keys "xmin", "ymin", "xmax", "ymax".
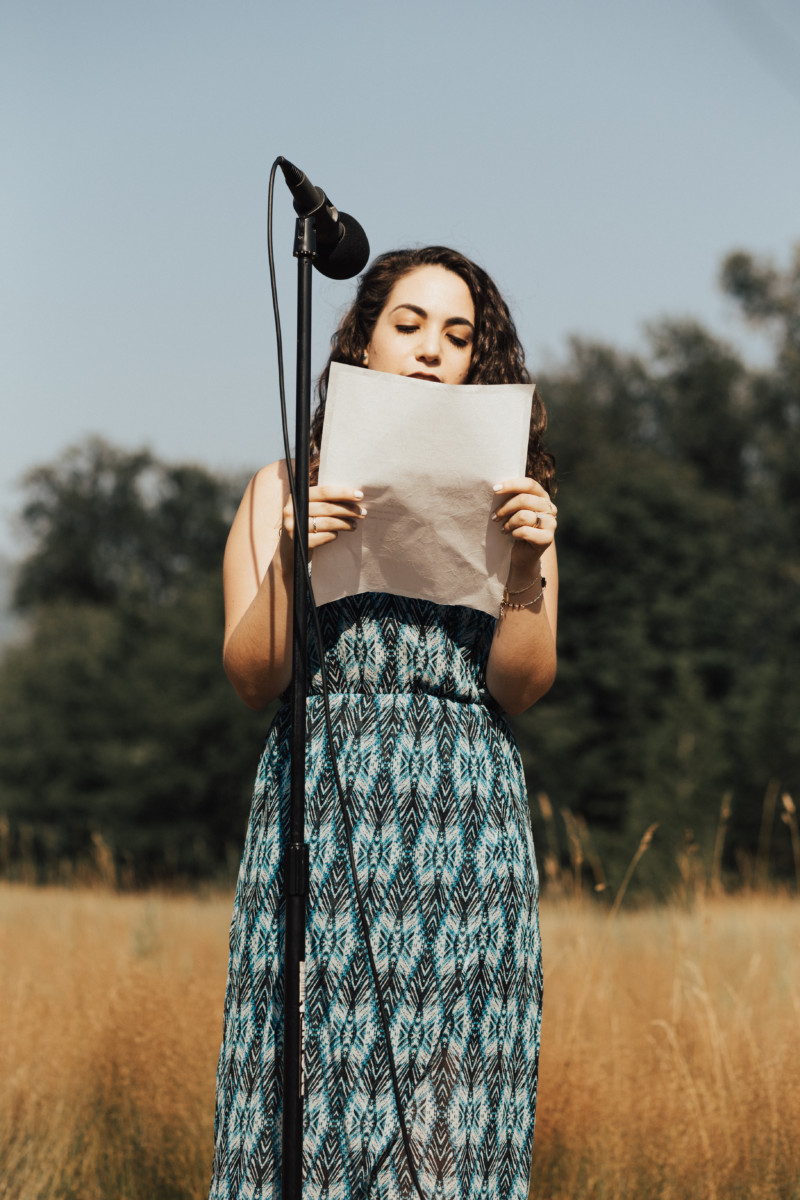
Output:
[{"xmin": 282, "ymin": 213, "xmax": 314, "ymax": 1200}]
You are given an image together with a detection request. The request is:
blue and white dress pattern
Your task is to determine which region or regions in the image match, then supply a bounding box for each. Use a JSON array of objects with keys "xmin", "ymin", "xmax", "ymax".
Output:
[{"xmin": 210, "ymin": 593, "xmax": 542, "ymax": 1200}]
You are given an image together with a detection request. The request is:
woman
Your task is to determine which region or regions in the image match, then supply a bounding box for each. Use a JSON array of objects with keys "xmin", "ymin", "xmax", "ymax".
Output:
[{"xmin": 210, "ymin": 246, "xmax": 557, "ymax": 1200}]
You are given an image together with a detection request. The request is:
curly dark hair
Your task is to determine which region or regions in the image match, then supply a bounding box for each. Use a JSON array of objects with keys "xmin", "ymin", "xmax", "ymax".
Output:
[{"xmin": 310, "ymin": 245, "xmax": 555, "ymax": 494}]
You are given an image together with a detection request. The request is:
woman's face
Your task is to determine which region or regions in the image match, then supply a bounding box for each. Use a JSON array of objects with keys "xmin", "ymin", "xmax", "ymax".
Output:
[{"xmin": 364, "ymin": 265, "xmax": 475, "ymax": 385}]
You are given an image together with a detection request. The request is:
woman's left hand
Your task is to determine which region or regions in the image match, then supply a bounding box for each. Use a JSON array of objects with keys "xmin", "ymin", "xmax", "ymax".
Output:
[
  {"xmin": 492, "ymin": 478, "xmax": 557, "ymax": 560},
  {"xmin": 486, "ymin": 477, "xmax": 559, "ymax": 713}
]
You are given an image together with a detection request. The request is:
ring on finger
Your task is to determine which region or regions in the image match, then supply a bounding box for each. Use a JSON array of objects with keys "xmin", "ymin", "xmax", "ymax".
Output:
[
  {"xmin": 312, "ymin": 517, "xmax": 317, "ymax": 534},
  {"xmin": 533, "ymin": 513, "xmax": 541, "ymax": 528}
]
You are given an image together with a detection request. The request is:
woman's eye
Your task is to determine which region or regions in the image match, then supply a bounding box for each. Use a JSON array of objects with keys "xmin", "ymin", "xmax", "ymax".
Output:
[
  {"xmin": 448, "ymin": 334, "xmax": 469, "ymax": 349},
  {"xmin": 396, "ymin": 325, "xmax": 418, "ymax": 335}
]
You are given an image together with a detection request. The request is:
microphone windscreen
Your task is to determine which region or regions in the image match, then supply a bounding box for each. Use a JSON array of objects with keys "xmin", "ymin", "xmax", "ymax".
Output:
[{"xmin": 314, "ymin": 214, "xmax": 370, "ymax": 280}]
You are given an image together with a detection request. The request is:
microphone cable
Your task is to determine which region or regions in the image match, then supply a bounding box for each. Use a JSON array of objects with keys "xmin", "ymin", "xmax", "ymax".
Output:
[{"xmin": 267, "ymin": 157, "xmax": 428, "ymax": 1200}]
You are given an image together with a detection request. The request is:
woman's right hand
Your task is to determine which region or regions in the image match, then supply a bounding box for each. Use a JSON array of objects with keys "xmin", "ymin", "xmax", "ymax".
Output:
[
  {"xmin": 223, "ymin": 467, "xmax": 368, "ymax": 709},
  {"xmin": 279, "ymin": 485, "xmax": 367, "ymax": 567}
]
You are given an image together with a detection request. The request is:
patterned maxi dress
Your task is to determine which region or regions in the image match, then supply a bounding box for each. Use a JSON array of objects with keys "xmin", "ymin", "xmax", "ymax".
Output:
[{"xmin": 209, "ymin": 592, "xmax": 542, "ymax": 1200}]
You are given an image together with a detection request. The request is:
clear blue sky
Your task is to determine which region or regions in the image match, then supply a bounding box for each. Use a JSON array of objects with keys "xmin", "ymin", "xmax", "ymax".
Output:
[{"xmin": 2, "ymin": 0, "xmax": 799, "ymax": 557}]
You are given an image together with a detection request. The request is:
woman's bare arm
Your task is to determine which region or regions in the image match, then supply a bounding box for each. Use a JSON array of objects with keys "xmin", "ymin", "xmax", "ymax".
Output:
[
  {"xmin": 485, "ymin": 478, "xmax": 558, "ymax": 716},
  {"xmin": 222, "ymin": 461, "xmax": 292, "ymax": 709}
]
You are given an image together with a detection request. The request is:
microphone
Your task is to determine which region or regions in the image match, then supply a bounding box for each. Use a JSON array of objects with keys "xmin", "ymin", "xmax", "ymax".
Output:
[{"xmin": 278, "ymin": 157, "xmax": 370, "ymax": 280}]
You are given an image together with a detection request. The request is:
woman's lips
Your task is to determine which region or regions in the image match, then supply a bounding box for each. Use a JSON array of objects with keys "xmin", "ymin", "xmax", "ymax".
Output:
[{"xmin": 408, "ymin": 372, "xmax": 442, "ymax": 383}]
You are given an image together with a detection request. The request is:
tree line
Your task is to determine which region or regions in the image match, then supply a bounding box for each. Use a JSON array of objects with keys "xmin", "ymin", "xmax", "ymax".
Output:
[{"xmin": 1, "ymin": 245, "xmax": 798, "ymax": 891}]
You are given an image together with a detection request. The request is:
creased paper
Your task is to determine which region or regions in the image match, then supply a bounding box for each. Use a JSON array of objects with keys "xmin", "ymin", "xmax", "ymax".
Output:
[{"xmin": 311, "ymin": 362, "xmax": 534, "ymax": 617}]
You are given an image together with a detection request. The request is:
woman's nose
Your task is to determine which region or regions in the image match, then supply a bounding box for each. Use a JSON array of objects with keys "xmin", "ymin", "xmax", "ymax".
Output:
[{"xmin": 417, "ymin": 331, "xmax": 441, "ymax": 362}]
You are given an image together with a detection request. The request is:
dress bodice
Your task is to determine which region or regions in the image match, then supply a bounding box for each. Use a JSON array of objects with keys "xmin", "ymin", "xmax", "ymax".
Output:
[{"xmin": 307, "ymin": 592, "xmax": 497, "ymax": 705}]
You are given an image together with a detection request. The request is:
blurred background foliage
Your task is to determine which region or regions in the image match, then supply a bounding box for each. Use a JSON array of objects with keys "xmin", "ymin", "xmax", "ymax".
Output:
[
  {"xmin": 1, "ymin": 245, "xmax": 799, "ymax": 893},
  {"xmin": 0, "ymin": 442, "xmax": 268, "ymax": 882}
]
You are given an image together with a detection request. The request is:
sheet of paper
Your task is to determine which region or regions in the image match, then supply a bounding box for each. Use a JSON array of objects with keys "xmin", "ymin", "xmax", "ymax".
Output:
[{"xmin": 311, "ymin": 363, "xmax": 534, "ymax": 617}]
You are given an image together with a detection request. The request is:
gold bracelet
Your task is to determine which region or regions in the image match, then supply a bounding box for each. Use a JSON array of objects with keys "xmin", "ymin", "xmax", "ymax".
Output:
[
  {"xmin": 500, "ymin": 586, "xmax": 545, "ymax": 613},
  {"xmin": 504, "ymin": 570, "xmax": 547, "ymax": 597},
  {"xmin": 504, "ymin": 570, "xmax": 540, "ymax": 596}
]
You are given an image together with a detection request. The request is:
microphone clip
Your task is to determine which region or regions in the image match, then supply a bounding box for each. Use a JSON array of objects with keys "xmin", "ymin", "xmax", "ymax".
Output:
[{"xmin": 294, "ymin": 214, "xmax": 317, "ymax": 261}]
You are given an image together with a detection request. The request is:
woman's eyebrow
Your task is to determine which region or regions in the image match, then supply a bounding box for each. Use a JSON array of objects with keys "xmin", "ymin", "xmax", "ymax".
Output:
[{"xmin": 389, "ymin": 303, "xmax": 474, "ymax": 331}]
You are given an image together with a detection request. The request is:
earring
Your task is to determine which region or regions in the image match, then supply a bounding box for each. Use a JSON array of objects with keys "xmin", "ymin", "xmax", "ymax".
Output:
[{"xmin": 361, "ymin": 351, "xmax": 368, "ymax": 364}]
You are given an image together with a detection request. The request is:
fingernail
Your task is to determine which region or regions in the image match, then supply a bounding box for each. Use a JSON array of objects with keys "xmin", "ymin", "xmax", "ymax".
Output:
[
  {"xmin": 491, "ymin": 512, "xmax": 498, "ymax": 521},
  {"xmin": 493, "ymin": 483, "xmax": 503, "ymax": 492},
  {"xmin": 354, "ymin": 490, "xmax": 364, "ymax": 499},
  {"xmin": 360, "ymin": 506, "xmax": 367, "ymax": 516}
]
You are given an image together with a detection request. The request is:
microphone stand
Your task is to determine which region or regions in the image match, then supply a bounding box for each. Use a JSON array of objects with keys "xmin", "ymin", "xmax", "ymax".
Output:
[{"xmin": 282, "ymin": 213, "xmax": 314, "ymax": 1200}]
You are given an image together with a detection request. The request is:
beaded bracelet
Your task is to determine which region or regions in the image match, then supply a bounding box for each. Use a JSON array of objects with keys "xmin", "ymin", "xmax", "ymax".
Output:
[{"xmin": 500, "ymin": 585, "xmax": 545, "ymax": 613}]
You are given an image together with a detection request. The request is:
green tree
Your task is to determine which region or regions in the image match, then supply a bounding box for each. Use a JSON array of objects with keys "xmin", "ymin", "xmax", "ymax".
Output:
[
  {"xmin": 516, "ymin": 256, "xmax": 800, "ymax": 890},
  {"xmin": 719, "ymin": 246, "xmax": 800, "ymax": 874},
  {"xmin": 721, "ymin": 246, "xmax": 800, "ymax": 513},
  {"xmin": 0, "ymin": 439, "xmax": 267, "ymax": 881},
  {"xmin": 647, "ymin": 318, "xmax": 749, "ymax": 495},
  {"xmin": 13, "ymin": 437, "xmax": 237, "ymax": 610}
]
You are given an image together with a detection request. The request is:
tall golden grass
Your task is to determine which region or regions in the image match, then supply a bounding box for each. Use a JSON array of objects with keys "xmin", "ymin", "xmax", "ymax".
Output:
[
  {"xmin": 534, "ymin": 895, "xmax": 800, "ymax": 1199},
  {"xmin": 0, "ymin": 884, "xmax": 227, "ymax": 1200},
  {"xmin": 2, "ymin": 882, "xmax": 799, "ymax": 1199}
]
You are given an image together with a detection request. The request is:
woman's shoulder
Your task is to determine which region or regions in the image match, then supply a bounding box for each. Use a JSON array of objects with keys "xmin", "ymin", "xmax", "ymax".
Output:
[
  {"xmin": 226, "ymin": 459, "xmax": 288, "ymax": 573},
  {"xmin": 250, "ymin": 457, "xmax": 290, "ymax": 493},
  {"xmin": 237, "ymin": 459, "xmax": 292, "ymax": 519}
]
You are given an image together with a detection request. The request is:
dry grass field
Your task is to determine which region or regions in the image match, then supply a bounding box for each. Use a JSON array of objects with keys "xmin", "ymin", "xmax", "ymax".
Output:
[{"xmin": 1, "ymin": 882, "xmax": 799, "ymax": 1200}]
